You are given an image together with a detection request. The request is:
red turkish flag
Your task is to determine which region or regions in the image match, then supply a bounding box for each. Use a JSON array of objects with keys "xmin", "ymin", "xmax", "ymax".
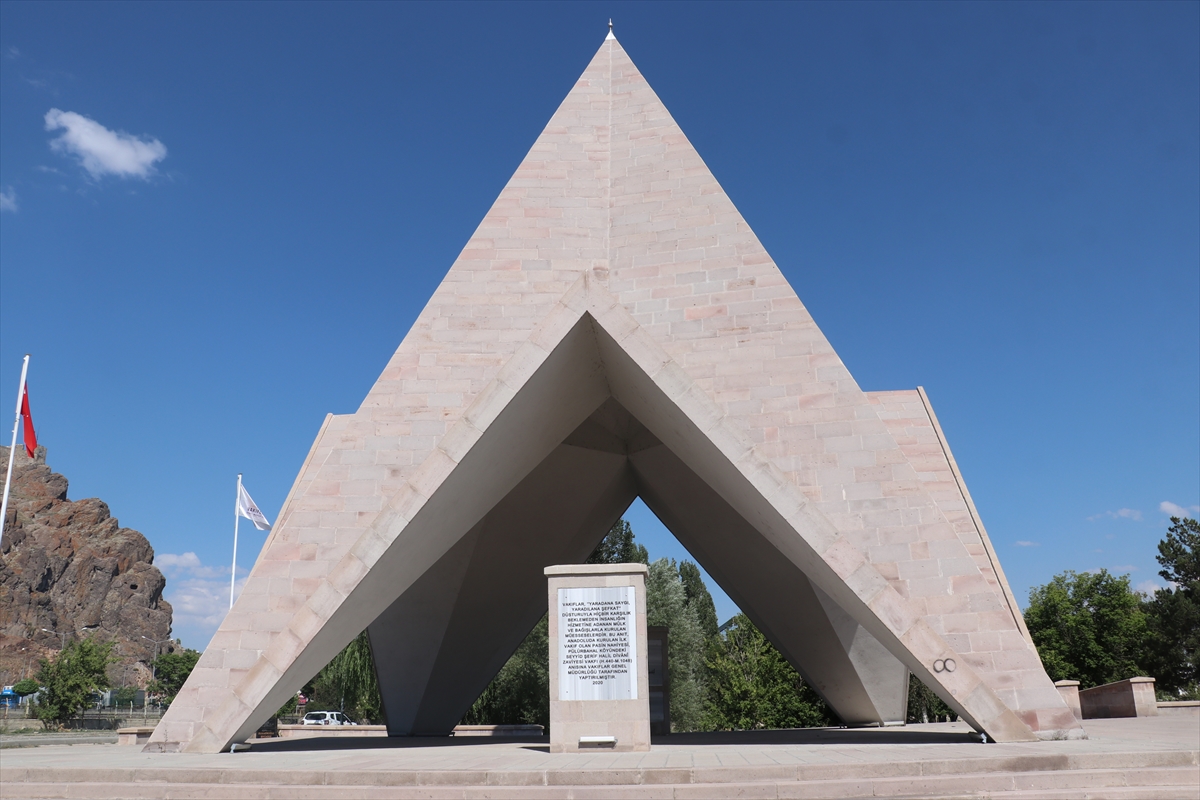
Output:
[{"xmin": 20, "ymin": 385, "xmax": 36, "ymax": 458}]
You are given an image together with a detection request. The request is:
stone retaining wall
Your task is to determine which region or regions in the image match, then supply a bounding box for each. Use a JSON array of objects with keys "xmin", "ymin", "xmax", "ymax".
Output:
[{"xmin": 1078, "ymin": 677, "xmax": 1157, "ymax": 719}]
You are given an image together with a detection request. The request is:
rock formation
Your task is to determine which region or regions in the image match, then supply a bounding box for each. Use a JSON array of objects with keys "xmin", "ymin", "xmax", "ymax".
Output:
[{"xmin": 0, "ymin": 444, "xmax": 173, "ymax": 688}]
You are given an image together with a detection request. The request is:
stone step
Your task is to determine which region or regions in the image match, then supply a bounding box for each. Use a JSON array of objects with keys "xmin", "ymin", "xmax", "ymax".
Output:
[
  {"xmin": 6, "ymin": 749, "xmax": 1197, "ymax": 788},
  {"xmin": 6, "ymin": 766, "xmax": 1196, "ymax": 800}
]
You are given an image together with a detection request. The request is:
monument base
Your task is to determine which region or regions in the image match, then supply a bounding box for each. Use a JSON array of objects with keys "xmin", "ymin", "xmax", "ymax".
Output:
[
  {"xmin": 549, "ymin": 697, "xmax": 650, "ymax": 753},
  {"xmin": 546, "ymin": 563, "xmax": 652, "ymax": 753}
]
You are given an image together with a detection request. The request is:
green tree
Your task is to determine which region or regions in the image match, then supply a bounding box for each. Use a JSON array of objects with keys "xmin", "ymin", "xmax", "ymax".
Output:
[
  {"xmin": 703, "ymin": 613, "xmax": 835, "ymax": 730},
  {"xmin": 461, "ymin": 615, "xmax": 549, "ymax": 729},
  {"xmin": 678, "ymin": 560, "xmax": 719, "ymax": 640},
  {"xmin": 906, "ymin": 674, "xmax": 955, "ymax": 724},
  {"xmin": 149, "ymin": 649, "xmax": 200, "ymax": 705},
  {"xmin": 11, "ymin": 678, "xmax": 39, "ymax": 697},
  {"xmin": 1024, "ymin": 569, "xmax": 1149, "ymax": 688},
  {"xmin": 588, "ymin": 519, "xmax": 648, "ymax": 565},
  {"xmin": 306, "ymin": 630, "xmax": 383, "ymax": 723},
  {"xmin": 1143, "ymin": 517, "xmax": 1200, "ymax": 698},
  {"xmin": 646, "ymin": 558, "xmax": 707, "ymax": 731},
  {"xmin": 112, "ymin": 685, "xmax": 139, "ymax": 707},
  {"xmin": 32, "ymin": 636, "xmax": 116, "ymax": 727},
  {"xmin": 1157, "ymin": 517, "xmax": 1200, "ymax": 587}
]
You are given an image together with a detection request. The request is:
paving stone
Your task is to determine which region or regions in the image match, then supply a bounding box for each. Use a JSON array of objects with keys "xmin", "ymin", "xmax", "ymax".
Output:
[{"xmin": 4, "ymin": 718, "xmax": 1195, "ymax": 799}]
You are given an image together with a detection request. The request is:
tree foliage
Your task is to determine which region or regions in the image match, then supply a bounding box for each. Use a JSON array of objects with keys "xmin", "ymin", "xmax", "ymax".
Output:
[
  {"xmin": 1157, "ymin": 517, "xmax": 1200, "ymax": 588},
  {"xmin": 679, "ymin": 560, "xmax": 719, "ymax": 640},
  {"xmin": 1022, "ymin": 518, "xmax": 1200, "ymax": 698},
  {"xmin": 587, "ymin": 519, "xmax": 648, "ymax": 565},
  {"xmin": 1143, "ymin": 517, "xmax": 1199, "ymax": 697},
  {"xmin": 1024, "ymin": 570, "xmax": 1149, "ymax": 688},
  {"xmin": 11, "ymin": 678, "xmax": 39, "ymax": 697},
  {"xmin": 703, "ymin": 613, "xmax": 835, "ymax": 730},
  {"xmin": 149, "ymin": 649, "xmax": 200, "ymax": 705},
  {"xmin": 462, "ymin": 615, "xmax": 549, "ymax": 729},
  {"xmin": 306, "ymin": 630, "xmax": 383, "ymax": 723},
  {"xmin": 112, "ymin": 685, "xmax": 139, "ymax": 706},
  {"xmin": 33, "ymin": 636, "xmax": 116, "ymax": 726},
  {"xmin": 646, "ymin": 558, "xmax": 707, "ymax": 731},
  {"xmin": 906, "ymin": 673, "xmax": 954, "ymax": 724}
]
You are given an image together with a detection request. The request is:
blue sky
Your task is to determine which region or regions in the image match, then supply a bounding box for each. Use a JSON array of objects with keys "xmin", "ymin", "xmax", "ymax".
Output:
[{"xmin": 1, "ymin": 2, "xmax": 1196, "ymax": 650}]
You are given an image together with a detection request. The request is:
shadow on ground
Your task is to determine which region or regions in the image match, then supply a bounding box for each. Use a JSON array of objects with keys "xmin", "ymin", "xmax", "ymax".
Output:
[
  {"xmin": 250, "ymin": 735, "xmax": 549, "ymax": 752},
  {"xmin": 249, "ymin": 725, "xmax": 984, "ymax": 752},
  {"xmin": 657, "ymin": 727, "xmax": 985, "ymax": 745}
]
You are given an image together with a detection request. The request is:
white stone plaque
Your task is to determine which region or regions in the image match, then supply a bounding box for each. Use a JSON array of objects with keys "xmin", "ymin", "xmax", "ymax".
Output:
[{"xmin": 557, "ymin": 586, "xmax": 638, "ymax": 701}]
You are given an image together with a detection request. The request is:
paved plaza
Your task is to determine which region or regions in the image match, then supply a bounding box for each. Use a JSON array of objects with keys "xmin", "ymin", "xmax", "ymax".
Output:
[{"xmin": 1, "ymin": 716, "xmax": 1195, "ymax": 798}]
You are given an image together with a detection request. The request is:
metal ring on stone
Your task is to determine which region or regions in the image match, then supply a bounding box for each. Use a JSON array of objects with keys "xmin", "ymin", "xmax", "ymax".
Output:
[
  {"xmin": 933, "ymin": 659, "xmax": 945, "ymax": 672},
  {"xmin": 944, "ymin": 658, "xmax": 956, "ymax": 673}
]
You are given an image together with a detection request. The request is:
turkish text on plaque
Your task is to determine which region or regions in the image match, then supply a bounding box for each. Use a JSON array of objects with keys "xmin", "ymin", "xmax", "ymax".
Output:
[{"xmin": 557, "ymin": 586, "xmax": 638, "ymax": 701}]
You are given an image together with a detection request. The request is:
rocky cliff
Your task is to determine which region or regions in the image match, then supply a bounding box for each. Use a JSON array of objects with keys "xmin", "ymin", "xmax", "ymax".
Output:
[{"xmin": 0, "ymin": 444, "xmax": 173, "ymax": 687}]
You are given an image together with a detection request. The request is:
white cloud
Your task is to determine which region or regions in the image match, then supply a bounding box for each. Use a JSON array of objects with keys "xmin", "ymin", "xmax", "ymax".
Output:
[
  {"xmin": 156, "ymin": 552, "xmax": 252, "ymax": 649},
  {"xmin": 1014, "ymin": 540, "xmax": 1039, "ymax": 547},
  {"xmin": 0, "ymin": 187, "xmax": 16, "ymax": 212},
  {"xmin": 44, "ymin": 108, "xmax": 167, "ymax": 179},
  {"xmin": 1083, "ymin": 566, "xmax": 1139, "ymax": 575},
  {"xmin": 157, "ymin": 551, "xmax": 225, "ymax": 579},
  {"xmin": 1160, "ymin": 501, "xmax": 1200, "ymax": 518},
  {"xmin": 167, "ymin": 575, "xmax": 241, "ymax": 632},
  {"xmin": 1135, "ymin": 578, "xmax": 1166, "ymax": 596},
  {"xmin": 6, "ymin": 47, "xmax": 19, "ymax": 60},
  {"xmin": 1086, "ymin": 508, "xmax": 1142, "ymax": 522},
  {"xmin": 156, "ymin": 551, "xmax": 201, "ymax": 570}
]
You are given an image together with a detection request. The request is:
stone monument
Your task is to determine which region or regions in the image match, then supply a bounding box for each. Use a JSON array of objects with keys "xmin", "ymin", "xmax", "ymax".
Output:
[
  {"xmin": 546, "ymin": 564, "xmax": 650, "ymax": 752},
  {"xmin": 147, "ymin": 28, "xmax": 1082, "ymax": 754}
]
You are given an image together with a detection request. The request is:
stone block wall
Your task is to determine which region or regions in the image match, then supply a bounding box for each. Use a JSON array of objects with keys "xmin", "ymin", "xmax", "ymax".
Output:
[{"xmin": 1078, "ymin": 677, "xmax": 1157, "ymax": 719}]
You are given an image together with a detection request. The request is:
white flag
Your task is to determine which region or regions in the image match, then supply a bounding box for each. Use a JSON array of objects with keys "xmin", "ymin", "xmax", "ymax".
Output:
[{"xmin": 237, "ymin": 483, "xmax": 272, "ymax": 531}]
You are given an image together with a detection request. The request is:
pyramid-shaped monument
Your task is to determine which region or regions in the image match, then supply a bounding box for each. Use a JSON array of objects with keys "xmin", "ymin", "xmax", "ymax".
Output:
[{"xmin": 150, "ymin": 31, "xmax": 1079, "ymax": 753}]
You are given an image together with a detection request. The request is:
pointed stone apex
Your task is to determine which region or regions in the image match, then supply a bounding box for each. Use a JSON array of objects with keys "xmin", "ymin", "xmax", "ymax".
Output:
[{"xmin": 606, "ymin": 19, "xmax": 615, "ymax": 40}]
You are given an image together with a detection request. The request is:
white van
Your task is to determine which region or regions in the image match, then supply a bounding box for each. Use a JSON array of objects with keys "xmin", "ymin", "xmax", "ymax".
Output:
[{"xmin": 301, "ymin": 711, "xmax": 356, "ymax": 726}]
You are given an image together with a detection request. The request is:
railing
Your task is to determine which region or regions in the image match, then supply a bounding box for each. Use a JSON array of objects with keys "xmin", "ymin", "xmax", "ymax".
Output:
[
  {"xmin": 78, "ymin": 706, "xmax": 166, "ymax": 720},
  {"xmin": 0, "ymin": 703, "xmax": 165, "ymax": 729},
  {"xmin": 0, "ymin": 705, "xmax": 36, "ymax": 720}
]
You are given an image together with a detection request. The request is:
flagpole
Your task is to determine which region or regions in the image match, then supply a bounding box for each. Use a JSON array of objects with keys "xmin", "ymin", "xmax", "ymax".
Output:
[
  {"xmin": 0, "ymin": 355, "xmax": 30, "ymax": 539},
  {"xmin": 230, "ymin": 473, "xmax": 242, "ymax": 609}
]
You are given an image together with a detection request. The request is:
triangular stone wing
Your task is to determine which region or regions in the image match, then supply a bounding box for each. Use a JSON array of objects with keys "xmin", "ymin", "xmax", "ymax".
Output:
[
  {"xmin": 149, "ymin": 34, "xmax": 1078, "ymax": 754},
  {"xmin": 867, "ymin": 388, "xmax": 1036, "ymax": 647}
]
